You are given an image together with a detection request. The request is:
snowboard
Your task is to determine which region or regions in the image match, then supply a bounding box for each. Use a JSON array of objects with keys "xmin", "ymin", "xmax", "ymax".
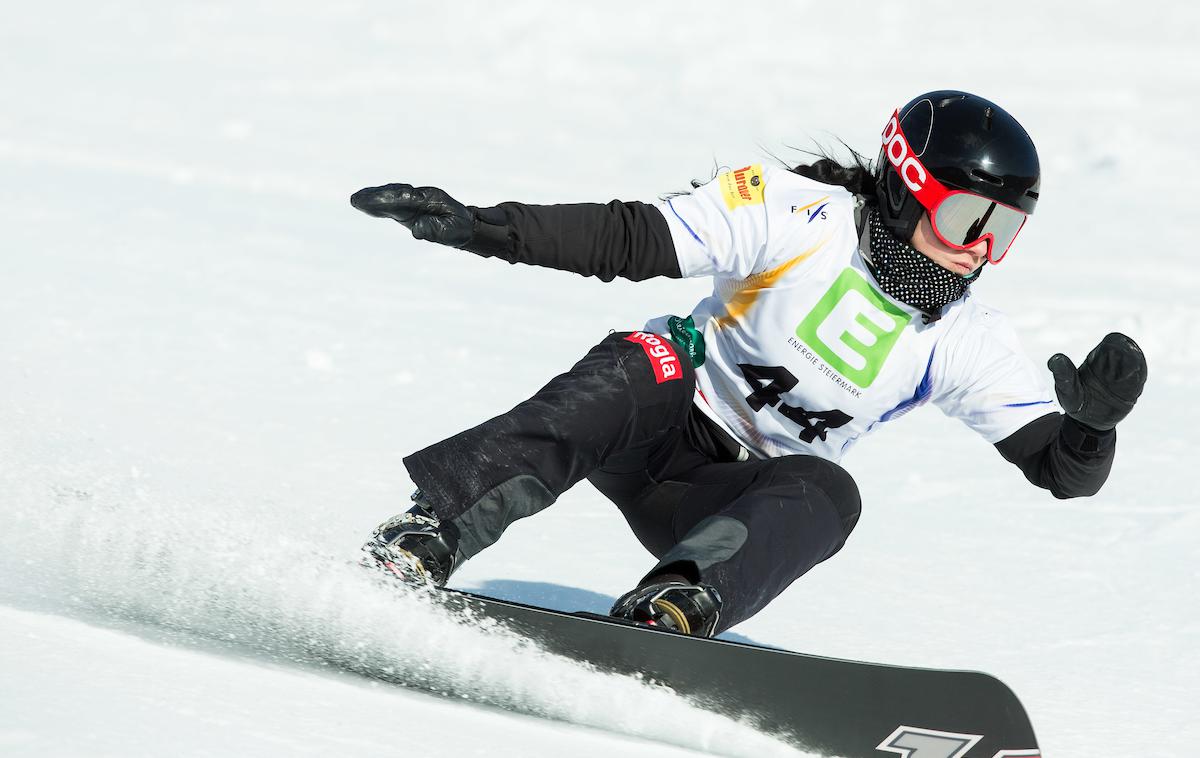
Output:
[{"xmin": 435, "ymin": 588, "xmax": 1041, "ymax": 758}]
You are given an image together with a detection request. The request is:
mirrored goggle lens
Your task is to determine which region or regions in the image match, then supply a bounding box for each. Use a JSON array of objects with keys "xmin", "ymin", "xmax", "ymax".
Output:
[{"xmin": 934, "ymin": 192, "xmax": 1027, "ymax": 259}]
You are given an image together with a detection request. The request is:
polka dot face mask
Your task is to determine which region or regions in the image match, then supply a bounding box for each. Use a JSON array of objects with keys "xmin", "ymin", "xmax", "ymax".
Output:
[{"xmin": 864, "ymin": 209, "xmax": 980, "ymax": 322}]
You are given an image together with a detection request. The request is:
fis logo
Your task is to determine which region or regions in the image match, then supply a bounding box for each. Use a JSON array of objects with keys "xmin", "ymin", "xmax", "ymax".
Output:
[{"xmin": 791, "ymin": 196, "xmax": 830, "ymax": 224}]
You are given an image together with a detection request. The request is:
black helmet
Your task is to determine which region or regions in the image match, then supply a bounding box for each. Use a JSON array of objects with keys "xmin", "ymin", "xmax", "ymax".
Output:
[{"xmin": 876, "ymin": 90, "xmax": 1040, "ymax": 262}]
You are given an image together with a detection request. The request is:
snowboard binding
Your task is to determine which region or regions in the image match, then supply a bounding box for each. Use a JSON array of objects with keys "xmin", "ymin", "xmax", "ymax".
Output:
[
  {"xmin": 610, "ymin": 580, "xmax": 723, "ymax": 638},
  {"xmin": 362, "ymin": 495, "xmax": 460, "ymax": 588}
]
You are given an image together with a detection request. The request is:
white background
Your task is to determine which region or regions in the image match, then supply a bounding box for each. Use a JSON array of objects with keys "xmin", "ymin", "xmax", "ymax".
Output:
[{"xmin": 2, "ymin": 2, "xmax": 1197, "ymax": 756}]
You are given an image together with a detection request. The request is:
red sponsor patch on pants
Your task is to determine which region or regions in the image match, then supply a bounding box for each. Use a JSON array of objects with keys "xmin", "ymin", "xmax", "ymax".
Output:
[{"xmin": 625, "ymin": 332, "xmax": 682, "ymax": 384}]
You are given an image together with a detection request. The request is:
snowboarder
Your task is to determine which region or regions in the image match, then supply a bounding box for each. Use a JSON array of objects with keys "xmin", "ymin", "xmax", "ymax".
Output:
[{"xmin": 350, "ymin": 90, "xmax": 1146, "ymax": 637}]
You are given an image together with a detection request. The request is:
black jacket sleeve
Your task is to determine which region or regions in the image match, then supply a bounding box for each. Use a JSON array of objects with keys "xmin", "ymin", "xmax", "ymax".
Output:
[
  {"xmin": 995, "ymin": 412, "xmax": 1116, "ymax": 499},
  {"xmin": 458, "ymin": 200, "xmax": 682, "ymax": 282}
]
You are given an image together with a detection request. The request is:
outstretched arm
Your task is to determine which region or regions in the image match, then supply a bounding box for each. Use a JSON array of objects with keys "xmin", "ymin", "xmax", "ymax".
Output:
[
  {"xmin": 995, "ymin": 333, "xmax": 1146, "ymax": 499},
  {"xmin": 350, "ymin": 183, "xmax": 680, "ymax": 282}
]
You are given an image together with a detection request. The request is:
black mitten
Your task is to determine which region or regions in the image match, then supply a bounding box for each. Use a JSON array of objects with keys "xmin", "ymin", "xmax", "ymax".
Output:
[
  {"xmin": 1048, "ymin": 332, "xmax": 1147, "ymax": 432},
  {"xmin": 351, "ymin": 183, "xmax": 476, "ymax": 248}
]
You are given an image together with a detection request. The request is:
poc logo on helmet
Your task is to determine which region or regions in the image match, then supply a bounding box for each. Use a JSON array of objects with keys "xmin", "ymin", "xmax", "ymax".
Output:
[{"xmin": 882, "ymin": 112, "xmax": 928, "ymax": 193}]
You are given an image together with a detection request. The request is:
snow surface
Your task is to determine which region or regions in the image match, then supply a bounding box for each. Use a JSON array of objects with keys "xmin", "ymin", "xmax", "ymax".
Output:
[{"xmin": 2, "ymin": 1, "xmax": 1198, "ymax": 756}]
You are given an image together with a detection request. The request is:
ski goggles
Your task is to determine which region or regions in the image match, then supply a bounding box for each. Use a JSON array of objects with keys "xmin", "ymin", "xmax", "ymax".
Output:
[{"xmin": 881, "ymin": 109, "xmax": 1028, "ymax": 263}]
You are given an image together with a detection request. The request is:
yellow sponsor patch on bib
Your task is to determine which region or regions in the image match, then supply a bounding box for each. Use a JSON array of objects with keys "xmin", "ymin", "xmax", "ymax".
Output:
[{"xmin": 719, "ymin": 164, "xmax": 766, "ymax": 210}]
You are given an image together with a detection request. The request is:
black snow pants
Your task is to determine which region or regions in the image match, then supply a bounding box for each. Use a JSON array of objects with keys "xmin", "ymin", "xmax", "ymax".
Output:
[{"xmin": 403, "ymin": 332, "xmax": 861, "ymax": 634}]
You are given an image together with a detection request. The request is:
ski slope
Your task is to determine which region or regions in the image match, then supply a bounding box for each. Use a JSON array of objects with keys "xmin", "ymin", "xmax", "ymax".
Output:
[{"xmin": 2, "ymin": 1, "xmax": 1197, "ymax": 756}]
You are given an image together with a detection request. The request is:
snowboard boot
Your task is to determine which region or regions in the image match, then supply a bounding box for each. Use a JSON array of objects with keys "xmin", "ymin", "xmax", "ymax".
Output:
[
  {"xmin": 610, "ymin": 580, "xmax": 723, "ymax": 637},
  {"xmin": 362, "ymin": 494, "xmax": 460, "ymax": 588}
]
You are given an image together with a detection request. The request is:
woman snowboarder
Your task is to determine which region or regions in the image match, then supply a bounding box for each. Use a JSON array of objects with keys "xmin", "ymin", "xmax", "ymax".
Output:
[{"xmin": 350, "ymin": 90, "xmax": 1146, "ymax": 637}]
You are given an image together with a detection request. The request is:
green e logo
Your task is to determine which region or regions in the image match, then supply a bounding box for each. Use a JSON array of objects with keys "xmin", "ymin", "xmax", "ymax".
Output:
[{"xmin": 794, "ymin": 268, "xmax": 911, "ymax": 388}]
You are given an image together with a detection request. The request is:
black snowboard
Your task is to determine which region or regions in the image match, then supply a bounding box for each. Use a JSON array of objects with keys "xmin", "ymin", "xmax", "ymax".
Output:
[{"xmin": 436, "ymin": 588, "xmax": 1041, "ymax": 757}]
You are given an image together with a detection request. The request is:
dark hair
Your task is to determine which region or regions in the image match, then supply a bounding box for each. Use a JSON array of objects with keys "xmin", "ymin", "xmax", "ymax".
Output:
[
  {"xmin": 788, "ymin": 145, "xmax": 877, "ymax": 200},
  {"xmin": 669, "ymin": 145, "xmax": 879, "ymax": 201}
]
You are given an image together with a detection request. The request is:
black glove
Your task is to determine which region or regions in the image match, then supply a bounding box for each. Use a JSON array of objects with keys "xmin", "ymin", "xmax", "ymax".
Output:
[
  {"xmin": 350, "ymin": 183, "xmax": 475, "ymax": 248},
  {"xmin": 1048, "ymin": 332, "xmax": 1147, "ymax": 432}
]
